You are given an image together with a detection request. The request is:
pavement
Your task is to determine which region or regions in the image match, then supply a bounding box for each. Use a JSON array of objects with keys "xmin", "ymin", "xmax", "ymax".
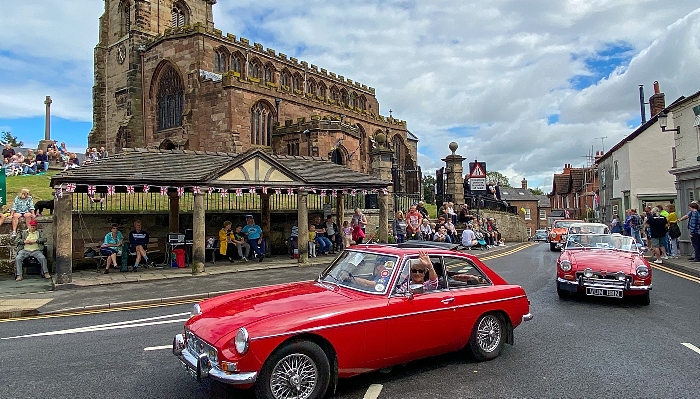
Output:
[{"xmin": 0, "ymin": 243, "xmax": 698, "ymax": 319}]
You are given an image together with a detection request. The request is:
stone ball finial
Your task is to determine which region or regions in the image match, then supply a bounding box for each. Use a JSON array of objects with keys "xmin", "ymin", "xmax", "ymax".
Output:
[
  {"xmin": 449, "ymin": 141, "xmax": 458, "ymax": 154},
  {"xmin": 376, "ymin": 132, "xmax": 387, "ymax": 144}
]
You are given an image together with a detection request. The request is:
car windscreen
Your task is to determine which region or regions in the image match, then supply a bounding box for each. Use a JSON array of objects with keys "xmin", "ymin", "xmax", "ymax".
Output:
[
  {"xmin": 564, "ymin": 234, "xmax": 635, "ymax": 251},
  {"xmin": 553, "ymin": 221, "xmax": 576, "ymax": 229},
  {"xmin": 320, "ymin": 251, "xmax": 400, "ymax": 294}
]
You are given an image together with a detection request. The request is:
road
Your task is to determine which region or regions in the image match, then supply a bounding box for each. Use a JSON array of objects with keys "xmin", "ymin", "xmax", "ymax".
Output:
[{"xmin": 1, "ymin": 243, "xmax": 698, "ymax": 399}]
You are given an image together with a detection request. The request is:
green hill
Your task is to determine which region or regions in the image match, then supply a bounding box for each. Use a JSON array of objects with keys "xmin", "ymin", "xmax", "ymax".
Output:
[{"xmin": 3, "ymin": 170, "xmax": 58, "ymax": 211}]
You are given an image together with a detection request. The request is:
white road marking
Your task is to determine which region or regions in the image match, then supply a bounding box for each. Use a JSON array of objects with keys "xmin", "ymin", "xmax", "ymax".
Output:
[
  {"xmin": 1, "ymin": 312, "xmax": 190, "ymax": 340},
  {"xmin": 681, "ymin": 343, "xmax": 700, "ymax": 355},
  {"xmin": 144, "ymin": 345, "xmax": 173, "ymax": 351},
  {"xmin": 363, "ymin": 384, "xmax": 383, "ymax": 399}
]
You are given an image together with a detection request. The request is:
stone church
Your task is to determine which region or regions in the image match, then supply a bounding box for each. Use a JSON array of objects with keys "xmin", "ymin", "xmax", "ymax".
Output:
[{"xmin": 88, "ymin": 0, "xmax": 421, "ymax": 194}]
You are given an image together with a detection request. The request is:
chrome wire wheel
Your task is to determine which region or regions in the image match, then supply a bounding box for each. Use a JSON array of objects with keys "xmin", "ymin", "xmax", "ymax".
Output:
[
  {"xmin": 269, "ymin": 353, "xmax": 318, "ymax": 399},
  {"xmin": 476, "ymin": 314, "xmax": 502, "ymax": 353}
]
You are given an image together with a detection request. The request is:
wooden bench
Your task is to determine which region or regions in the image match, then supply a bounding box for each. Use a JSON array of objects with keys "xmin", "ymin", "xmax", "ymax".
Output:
[{"xmin": 84, "ymin": 237, "xmax": 162, "ymax": 272}]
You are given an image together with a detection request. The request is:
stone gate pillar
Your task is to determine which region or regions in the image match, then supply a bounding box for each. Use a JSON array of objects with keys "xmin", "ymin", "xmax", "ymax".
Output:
[
  {"xmin": 297, "ymin": 189, "xmax": 309, "ymax": 265},
  {"xmin": 371, "ymin": 133, "xmax": 394, "ymax": 212},
  {"xmin": 192, "ymin": 193, "xmax": 205, "ymax": 274},
  {"xmin": 442, "ymin": 142, "xmax": 465, "ymax": 207},
  {"xmin": 54, "ymin": 192, "xmax": 72, "ymax": 284}
]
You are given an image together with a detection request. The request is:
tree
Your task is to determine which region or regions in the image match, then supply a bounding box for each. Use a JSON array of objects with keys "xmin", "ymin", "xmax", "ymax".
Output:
[
  {"xmin": 486, "ymin": 171, "xmax": 510, "ymax": 187},
  {"xmin": 422, "ymin": 174, "xmax": 436, "ymax": 204},
  {"xmin": 1, "ymin": 131, "xmax": 23, "ymax": 147},
  {"xmin": 529, "ymin": 187, "xmax": 545, "ymax": 195}
]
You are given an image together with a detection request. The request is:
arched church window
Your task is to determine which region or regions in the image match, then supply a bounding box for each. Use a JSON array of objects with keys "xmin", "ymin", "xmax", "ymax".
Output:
[
  {"xmin": 307, "ymin": 79, "xmax": 316, "ymax": 96},
  {"xmin": 263, "ymin": 63, "xmax": 275, "ymax": 84},
  {"xmin": 317, "ymin": 82, "xmax": 326, "ymax": 99},
  {"xmin": 292, "ymin": 73, "xmax": 303, "ymax": 92},
  {"xmin": 330, "ymin": 148, "xmax": 345, "ymax": 165},
  {"xmin": 172, "ymin": 3, "xmax": 186, "ymax": 27},
  {"xmin": 214, "ymin": 49, "xmax": 228, "ymax": 73},
  {"xmin": 281, "ymin": 69, "xmax": 291, "ymax": 88},
  {"xmin": 348, "ymin": 92, "xmax": 356, "ymax": 108},
  {"xmin": 157, "ymin": 65, "xmax": 184, "ymax": 131},
  {"xmin": 358, "ymin": 95, "xmax": 367, "ymax": 111},
  {"xmin": 250, "ymin": 101, "xmax": 274, "ymax": 146},
  {"xmin": 392, "ymin": 135, "xmax": 404, "ymax": 165},
  {"xmin": 330, "ymin": 86, "xmax": 339, "ymax": 102},
  {"xmin": 248, "ymin": 60, "xmax": 261, "ymax": 79},
  {"xmin": 122, "ymin": 3, "xmax": 131, "ymax": 35},
  {"xmin": 231, "ymin": 53, "xmax": 242, "ymax": 73},
  {"xmin": 340, "ymin": 89, "xmax": 348, "ymax": 107}
]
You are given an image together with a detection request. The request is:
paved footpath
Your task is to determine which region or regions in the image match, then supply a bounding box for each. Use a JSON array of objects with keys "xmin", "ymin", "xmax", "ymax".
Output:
[{"xmin": 1, "ymin": 243, "xmax": 698, "ymax": 319}]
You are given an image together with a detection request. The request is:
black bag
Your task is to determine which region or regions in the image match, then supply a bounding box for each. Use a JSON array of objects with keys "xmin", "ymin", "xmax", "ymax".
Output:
[
  {"xmin": 668, "ymin": 223, "xmax": 681, "ymax": 239},
  {"xmin": 84, "ymin": 247, "xmax": 97, "ymax": 258}
]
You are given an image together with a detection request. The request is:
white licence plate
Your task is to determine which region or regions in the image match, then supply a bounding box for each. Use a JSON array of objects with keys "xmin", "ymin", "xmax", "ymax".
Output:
[
  {"xmin": 181, "ymin": 360, "xmax": 198, "ymax": 380},
  {"xmin": 586, "ymin": 288, "xmax": 623, "ymax": 298}
]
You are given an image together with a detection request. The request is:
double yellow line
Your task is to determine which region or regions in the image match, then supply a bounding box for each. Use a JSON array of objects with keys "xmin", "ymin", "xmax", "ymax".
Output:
[
  {"xmin": 480, "ymin": 243, "xmax": 534, "ymax": 261},
  {"xmin": 652, "ymin": 264, "xmax": 700, "ymax": 284}
]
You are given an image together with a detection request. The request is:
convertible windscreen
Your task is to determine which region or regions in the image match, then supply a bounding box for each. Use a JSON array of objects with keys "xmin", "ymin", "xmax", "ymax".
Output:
[
  {"xmin": 564, "ymin": 234, "xmax": 636, "ymax": 251},
  {"xmin": 320, "ymin": 251, "xmax": 400, "ymax": 294}
]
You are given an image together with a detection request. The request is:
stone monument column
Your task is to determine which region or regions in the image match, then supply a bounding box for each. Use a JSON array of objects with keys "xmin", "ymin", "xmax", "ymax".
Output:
[
  {"xmin": 442, "ymin": 142, "xmax": 465, "ymax": 206},
  {"xmin": 38, "ymin": 96, "xmax": 53, "ymax": 152}
]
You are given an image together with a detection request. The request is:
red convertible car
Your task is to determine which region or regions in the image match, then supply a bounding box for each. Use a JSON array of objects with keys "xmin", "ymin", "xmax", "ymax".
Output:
[
  {"xmin": 173, "ymin": 244, "xmax": 532, "ymax": 399},
  {"xmin": 556, "ymin": 233, "xmax": 652, "ymax": 305}
]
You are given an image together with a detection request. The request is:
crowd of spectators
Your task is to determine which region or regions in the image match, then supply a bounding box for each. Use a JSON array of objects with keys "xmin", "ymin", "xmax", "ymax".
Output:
[{"xmin": 2, "ymin": 140, "xmax": 108, "ymax": 176}]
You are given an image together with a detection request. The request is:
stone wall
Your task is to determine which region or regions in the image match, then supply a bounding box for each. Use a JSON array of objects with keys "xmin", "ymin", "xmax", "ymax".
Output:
[{"xmin": 477, "ymin": 210, "xmax": 528, "ymax": 243}]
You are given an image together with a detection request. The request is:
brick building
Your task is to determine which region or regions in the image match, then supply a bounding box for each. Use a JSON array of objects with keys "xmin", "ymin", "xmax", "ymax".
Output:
[
  {"xmin": 500, "ymin": 179, "xmax": 541, "ymax": 237},
  {"xmin": 549, "ymin": 163, "xmax": 599, "ymax": 222},
  {"xmin": 88, "ymin": 0, "xmax": 420, "ymax": 194}
]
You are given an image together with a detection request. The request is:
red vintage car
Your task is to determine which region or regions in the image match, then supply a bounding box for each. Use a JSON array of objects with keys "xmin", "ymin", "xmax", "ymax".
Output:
[
  {"xmin": 548, "ymin": 219, "xmax": 584, "ymax": 251},
  {"xmin": 556, "ymin": 233, "xmax": 652, "ymax": 305},
  {"xmin": 173, "ymin": 244, "xmax": 532, "ymax": 399}
]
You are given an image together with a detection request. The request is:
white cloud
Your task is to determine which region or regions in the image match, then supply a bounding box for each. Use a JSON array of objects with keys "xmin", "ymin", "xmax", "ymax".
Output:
[{"xmin": 3, "ymin": 0, "xmax": 700, "ymax": 191}]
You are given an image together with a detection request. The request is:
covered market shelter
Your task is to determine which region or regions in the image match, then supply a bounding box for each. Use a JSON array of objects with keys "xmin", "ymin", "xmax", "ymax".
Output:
[{"xmin": 50, "ymin": 148, "xmax": 392, "ymax": 285}]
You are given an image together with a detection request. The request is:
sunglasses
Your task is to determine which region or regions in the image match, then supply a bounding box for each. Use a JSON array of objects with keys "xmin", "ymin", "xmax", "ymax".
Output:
[{"xmin": 410, "ymin": 269, "xmax": 426, "ymax": 273}]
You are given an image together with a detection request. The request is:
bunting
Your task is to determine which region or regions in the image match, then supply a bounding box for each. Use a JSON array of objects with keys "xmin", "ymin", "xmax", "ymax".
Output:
[
  {"xmin": 193, "ymin": 186, "xmax": 201, "ymax": 194},
  {"xmin": 207, "ymin": 187, "xmax": 214, "ymax": 195},
  {"xmin": 87, "ymin": 185, "xmax": 96, "ymax": 195},
  {"xmin": 177, "ymin": 187, "xmax": 184, "ymax": 197},
  {"xmin": 56, "ymin": 188, "xmax": 63, "ymax": 198},
  {"xmin": 235, "ymin": 188, "xmax": 243, "ymax": 197},
  {"xmin": 143, "ymin": 184, "xmax": 150, "ymax": 193},
  {"xmin": 262, "ymin": 186, "xmax": 268, "ymax": 194},
  {"xmin": 249, "ymin": 187, "xmax": 256, "ymax": 194},
  {"xmin": 350, "ymin": 189, "xmax": 357, "ymax": 197},
  {"xmin": 220, "ymin": 188, "xmax": 228, "ymax": 197},
  {"xmin": 287, "ymin": 188, "xmax": 294, "ymax": 196},
  {"xmin": 275, "ymin": 188, "xmax": 282, "ymax": 195},
  {"xmin": 65, "ymin": 183, "xmax": 76, "ymax": 193},
  {"xmin": 160, "ymin": 186, "xmax": 168, "ymax": 196},
  {"xmin": 126, "ymin": 185, "xmax": 135, "ymax": 194},
  {"xmin": 107, "ymin": 185, "xmax": 115, "ymax": 196}
]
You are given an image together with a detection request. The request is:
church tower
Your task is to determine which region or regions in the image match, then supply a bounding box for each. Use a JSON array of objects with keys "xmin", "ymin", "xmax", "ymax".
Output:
[{"xmin": 88, "ymin": 0, "xmax": 216, "ymax": 153}]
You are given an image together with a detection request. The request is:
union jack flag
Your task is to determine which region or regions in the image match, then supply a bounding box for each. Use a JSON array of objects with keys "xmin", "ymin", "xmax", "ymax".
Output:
[
  {"xmin": 107, "ymin": 185, "xmax": 115, "ymax": 195},
  {"xmin": 320, "ymin": 189, "xmax": 327, "ymax": 197},
  {"xmin": 65, "ymin": 183, "xmax": 76, "ymax": 193},
  {"xmin": 331, "ymin": 190, "xmax": 337, "ymax": 197},
  {"xmin": 87, "ymin": 185, "xmax": 96, "ymax": 195},
  {"xmin": 249, "ymin": 187, "xmax": 256, "ymax": 194},
  {"xmin": 350, "ymin": 189, "xmax": 357, "ymax": 197},
  {"xmin": 275, "ymin": 188, "xmax": 282, "ymax": 195},
  {"xmin": 220, "ymin": 188, "xmax": 228, "ymax": 197},
  {"xmin": 143, "ymin": 184, "xmax": 150, "ymax": 193},
  {"xmin": 287, "ymin": 188, "xmax": 294, "ymax": 196},
  {"xmin": 126, "ymin": 185, "xmax": 135, "ymax": 194},
  {"xmin": 177, "ymin": 187, "xmax": 184, "ymax": 197},
  {"xmin": 160, "ymin": 186, "xmax": 168, "ymax": 196},
  {"xmin": 310, "ymin": 188, "xmax": 317, "ymax": 194},
  {"xmin": 262, "ymin": 186, "xmax": 268, "ymax": 194},
  {"xmin": 342, "ymin": 189, "xmax": 348, "ymax": 195},
  {"xmin": 207, "ymin": 187, "xmax": 214, "ymax": 195},
  {"xmin": 362, "ymin": 189, "xmax": 368, "ymax": 195},
  {"xmin": 235, "ymin": 189, "xmax": 243, "ymax": 197},
  {"xmin": 382, "ymin": 188, "xmax": 388, "ymax": 195},
  {"xmin": 193, "ymin": 186, "xmax": 201, "ymax": 194},
  {"xmin": 370, "ymin": 189, "xmax": 378, "ymax": 194},
  {"xmin": 56, "ymin": 188, "xmax": 63, "ymax": 198}
]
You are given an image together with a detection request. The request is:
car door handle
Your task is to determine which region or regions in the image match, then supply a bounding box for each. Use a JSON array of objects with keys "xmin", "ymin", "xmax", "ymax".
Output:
[{"xmin": 441, "ymin": 298, "xmax": 455, "ymax": 304}]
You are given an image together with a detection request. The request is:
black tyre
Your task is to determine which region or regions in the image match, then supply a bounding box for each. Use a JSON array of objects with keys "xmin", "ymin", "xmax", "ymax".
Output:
[
  {"xmin": 549, "ymin": 243, "xmax": 557, "ymax": 251},
  {"xmin": 468, "ymin": 313, "xmax": 506, "ymax": 361},
  {"xmin": 557, "ymin": 286, "xmax": 570, "ymax": 300},
  {"xmin": 255, "ymin": 341, "xmax": 330, "ymax": 399},
  {"xmin": 636, "ymin": 292, "xmax": 650, "ymax": 306}
]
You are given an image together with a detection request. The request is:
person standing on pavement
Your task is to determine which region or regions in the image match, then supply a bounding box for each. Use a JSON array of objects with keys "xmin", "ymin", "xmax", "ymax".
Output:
[
  {"xmin": 666, "ymin": 204, "xmax": 680, "ymax": 258},
  {"xmin": 14, "ymin": 220, "xmax": 50, "ymax": 281},
  {"xmin": 610, "ymin": 214, "xmax": 622, "ymax": 234},
  {"xmin": 242, "ymin": 215, "xmax": 265, "ymax": 261},
  {"xmin": 678, "ymin": 202, "xmax": 700, "ymax": 262},
  {"xmin": 351, "ymin": 208, "xmax": 367, "ymax": 242},
  {"xmin": 392, "ymin": 211, "xmax": 408, "ymax": 244},
  {"xmin": 646, "ymin": 208, "xmax": 668, "ymax": 264},
  {"xmin": 629, "ymin": 209, "xmax": 644, "ymax": 249}
]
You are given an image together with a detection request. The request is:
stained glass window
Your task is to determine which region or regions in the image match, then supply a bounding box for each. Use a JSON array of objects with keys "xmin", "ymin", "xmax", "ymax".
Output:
[
  {"xmin": 250, "ymin": 102, "xmax": 273, "ymax": 146},
  {"xmin": 157, "ymin": 65, "xmax": 184, "ymax": 131}
]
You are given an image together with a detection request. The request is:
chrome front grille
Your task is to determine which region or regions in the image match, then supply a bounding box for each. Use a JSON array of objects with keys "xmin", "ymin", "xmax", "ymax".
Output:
[
  {"xmin": 576, "ymin": 272, "xmax": 629, "ymax": 289},
  {"xmin": 186, "ymin": 330, "xmax": 218, "ymax": 364}
]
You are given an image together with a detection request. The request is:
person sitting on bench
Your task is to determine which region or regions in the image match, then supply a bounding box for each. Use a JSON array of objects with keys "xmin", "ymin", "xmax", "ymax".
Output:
[
  {"xmin": 101, "ymin": 223, "xmax": 123, "ymax": 274},
  {"xmin": 129, "ymin": 219, "xmax": 153, "ymax": 272},
  {"xmin": 14, "ymin": 220, "xmax": 50, "ymax": 281}
]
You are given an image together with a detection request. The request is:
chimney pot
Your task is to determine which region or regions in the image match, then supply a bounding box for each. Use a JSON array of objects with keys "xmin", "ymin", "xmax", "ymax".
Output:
[
  {"xmin": 653, "ymin": 80, "xmax": 660, "ymax": 94},
  {"xmin": 649, "ymin": 81, "xmax": 666, "ymax": 117},
  {"xmin": 521, "ymin": 178, "xmax": 528, "ymax": 189}
]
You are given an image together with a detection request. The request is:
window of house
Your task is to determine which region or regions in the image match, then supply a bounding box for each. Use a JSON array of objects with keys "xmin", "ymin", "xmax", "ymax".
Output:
[
  {"xmin": 157, "ymin": 65, "xmax": 184, "ymax": 131},
  {"xmin": 565, "ymin": 196, "xmax": 570, "ymax": 209},
  {"xmin": 524, "ymin": 208, "xmax": 531, "ymax": 220},
  {"xmin": 527, "ymin": 227, "xmax": 532, "ymax": 237},
  {"xmin": 171, "ymin": 3, "xmax": 186, "ymax": 27},
  {"xmin": 250, "ymin": 101, "xmax": 273, "ymax": 146},
  {"xmin": 612, "ymin": 204, "xmax": 618, "ymax": 215},
  {"xmin": 614, "ymin": 160, "xmax": 619, "ymax": 180},
  {"xmin": 690, "ymin": 190, "xmax": 695, "ymax": 202},
  {"xmin": 539, "ymin": 209, "xmax": 546, "ymax": 220}
]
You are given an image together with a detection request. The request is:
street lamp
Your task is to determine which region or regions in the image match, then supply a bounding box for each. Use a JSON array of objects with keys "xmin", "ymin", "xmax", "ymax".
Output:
[{"xmin": 658, "ymin": 112, "xmax": 680, "ymax": 134}]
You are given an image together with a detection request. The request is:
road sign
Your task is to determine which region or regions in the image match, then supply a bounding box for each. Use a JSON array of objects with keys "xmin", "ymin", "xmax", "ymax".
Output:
[
  {"xmin": 468, "ymin": 161, "xmax": 487, "ymax": 192},
  {"xmin": 470, "ymin": 178, "xmax": 486, "ymax": 191}
]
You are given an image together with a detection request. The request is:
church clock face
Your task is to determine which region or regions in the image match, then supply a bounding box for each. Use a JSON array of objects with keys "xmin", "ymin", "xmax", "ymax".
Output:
[{"xmin": 116, "ymin": 44, "xmax": 126, "ymax": 64}]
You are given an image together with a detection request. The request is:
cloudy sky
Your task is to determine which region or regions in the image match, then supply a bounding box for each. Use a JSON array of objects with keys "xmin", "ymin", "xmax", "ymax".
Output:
[{"xmin": 1, "ymin": 0, "xmax": 699, "ymax": 191}]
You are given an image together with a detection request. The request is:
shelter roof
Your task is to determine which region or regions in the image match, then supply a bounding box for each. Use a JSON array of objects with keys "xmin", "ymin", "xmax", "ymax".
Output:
[{"xmin": 50, "ymin": 148, "xmax": 391, "ymax": 192}]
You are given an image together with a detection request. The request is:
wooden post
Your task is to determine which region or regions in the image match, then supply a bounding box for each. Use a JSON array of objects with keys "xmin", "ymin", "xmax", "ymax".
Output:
[
  {"xmin": 297, "ymin": 189, "xmax": 309, "ymax": 265},
  {"xmin": 192, "ymin": 193, "xmax": 205, "ymax": 274},
  {"xmin": 54, "ymin": 192, "xmax": 73, "ymax": 284},
  {"xmin": 260, "ymin": 193, "xmax": 271, "ymax": 255},
  {"xmin": 379, "ymin": 190, "xmax": 389, "ymax": 243},
  {"xmin": 168, "ymin": 192, "xmax": 180, "ymax": 233}
]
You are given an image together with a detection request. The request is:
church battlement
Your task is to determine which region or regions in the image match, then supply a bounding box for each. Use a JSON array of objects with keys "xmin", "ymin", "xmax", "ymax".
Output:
[{"xmin": 148, "ymin": 22, "xmax": 376, "ymax": 95}]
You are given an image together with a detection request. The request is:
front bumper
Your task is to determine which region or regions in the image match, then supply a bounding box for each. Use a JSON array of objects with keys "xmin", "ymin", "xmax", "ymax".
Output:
[
  {"xmin": 173, "ymin": 333, "xmax": 257, "ymax": 385},
  {"xmin": 557, "ymin": 277, "xmax": 652, "ymax": 293}
]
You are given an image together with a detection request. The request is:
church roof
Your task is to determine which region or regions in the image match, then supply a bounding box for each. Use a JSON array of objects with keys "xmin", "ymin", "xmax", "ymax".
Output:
[{"xmin": 50, "ymin": 148, "xmax": 391, "ymax": 192}]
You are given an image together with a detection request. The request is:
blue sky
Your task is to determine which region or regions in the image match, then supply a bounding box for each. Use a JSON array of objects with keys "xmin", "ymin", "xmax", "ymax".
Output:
[{"xmin": 2, "ymin": 1, "xmax": 700, "ymax": 189}]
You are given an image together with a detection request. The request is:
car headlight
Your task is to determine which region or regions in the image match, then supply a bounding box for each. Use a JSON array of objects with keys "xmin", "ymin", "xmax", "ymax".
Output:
[
  {"xmin": 191, "ymin": 303, "xmax": 202, "ymax": 318},
  {"xmin": 636, "ymin": 265, "xmax": 649, "ymax": 278},
  {"xmin": 559, "ymin": 260, "xmax": 572, "ymax": 272},
  {"xmin": 583, "ymin": 268, "xmax": 594, "ymax": 278},
  {"xmin": 234, "ymin": 327, "xmax": 249, "ymax": 355}
]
